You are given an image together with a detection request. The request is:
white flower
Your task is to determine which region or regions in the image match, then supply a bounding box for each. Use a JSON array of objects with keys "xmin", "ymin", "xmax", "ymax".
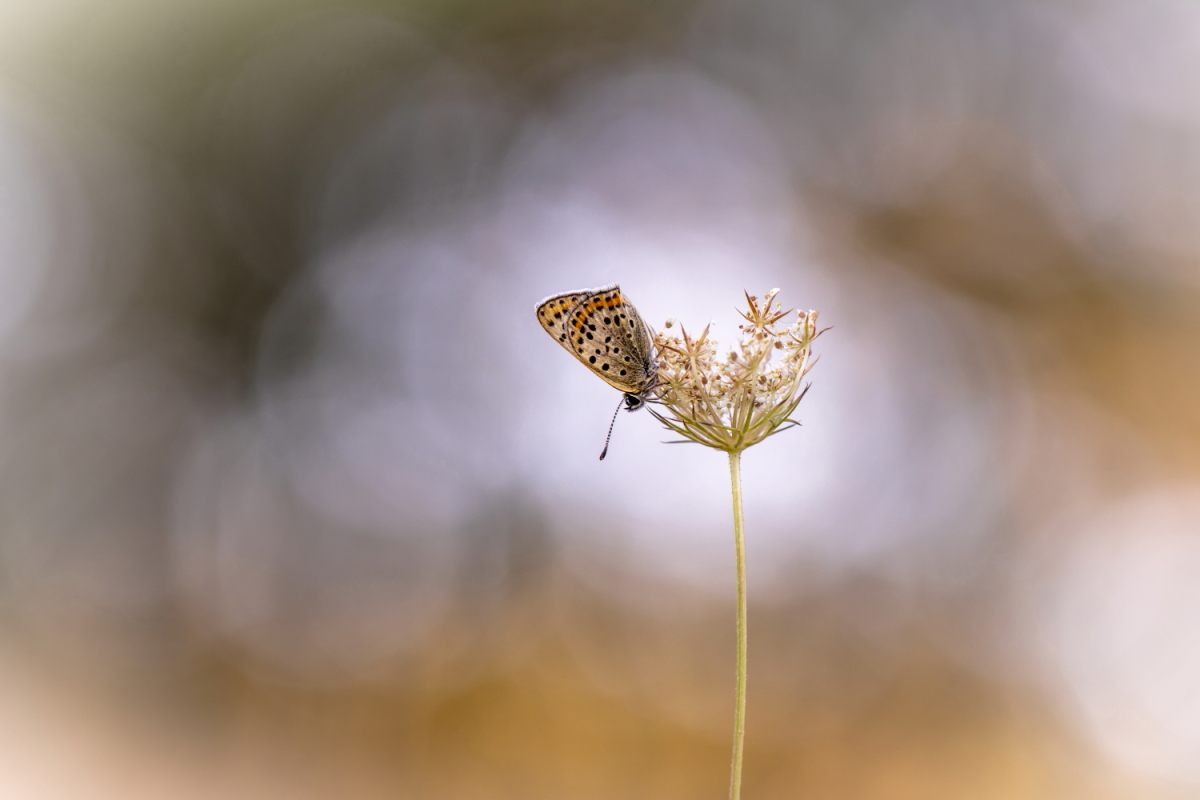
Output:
[{"xmin": 649, "ymin": 289, "xmax": 821, "ymax": 453}]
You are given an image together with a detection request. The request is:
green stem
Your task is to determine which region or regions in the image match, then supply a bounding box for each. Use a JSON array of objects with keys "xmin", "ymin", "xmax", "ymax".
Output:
[{"xmin": 728, "ymin": 450, "xmax": 747, "ymax": 800}]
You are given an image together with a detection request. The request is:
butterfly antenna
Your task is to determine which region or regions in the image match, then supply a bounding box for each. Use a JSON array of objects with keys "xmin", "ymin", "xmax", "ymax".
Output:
[{"xmin": 598, "ymin": 396, "xmax": 625, "ymax": 461}]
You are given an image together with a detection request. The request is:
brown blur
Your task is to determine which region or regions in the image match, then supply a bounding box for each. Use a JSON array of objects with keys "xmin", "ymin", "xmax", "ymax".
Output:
[{"xmin": 1, "ymin": 1, "xmax": 1199, "ymax": 798}]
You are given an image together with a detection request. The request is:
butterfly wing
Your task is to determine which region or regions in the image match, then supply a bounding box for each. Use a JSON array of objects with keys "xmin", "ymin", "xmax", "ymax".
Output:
[
  {"xmin": 536, "ymin": 290, "xmax": 589, "ymax": 353},
  {"xmin": 560, "ymin": 285, "xmax": 654, "ymax": 395}
]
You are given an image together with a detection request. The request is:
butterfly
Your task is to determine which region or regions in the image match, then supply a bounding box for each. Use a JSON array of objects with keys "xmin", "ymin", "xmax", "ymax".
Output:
[{"xmin": 536, "ymin": 283, "xmax": 658, "ymax": 458}]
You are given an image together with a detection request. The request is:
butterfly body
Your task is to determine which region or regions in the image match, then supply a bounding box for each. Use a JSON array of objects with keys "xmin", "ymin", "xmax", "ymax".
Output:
[{"xmin": 536, "ymin": 283, "xmax": 657, "ymax": 409}]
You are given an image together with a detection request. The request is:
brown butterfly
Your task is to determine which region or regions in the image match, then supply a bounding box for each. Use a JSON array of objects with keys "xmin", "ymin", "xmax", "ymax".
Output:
[{"xmin": 536, "ymin": 283, "xmax": 658, "ymax": 458}]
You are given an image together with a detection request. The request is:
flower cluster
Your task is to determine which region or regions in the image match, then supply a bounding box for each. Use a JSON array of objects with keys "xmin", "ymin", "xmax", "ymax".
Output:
[{"xmin": 649, "ymin": 289, "xmax": 821, "ymax": 453}]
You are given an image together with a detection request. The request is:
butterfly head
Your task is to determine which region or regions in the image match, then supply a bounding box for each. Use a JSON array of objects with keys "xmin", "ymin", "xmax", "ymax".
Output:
[{"xmin": 623, "ymin": 393, "xmax": 645, "ymax": 412}]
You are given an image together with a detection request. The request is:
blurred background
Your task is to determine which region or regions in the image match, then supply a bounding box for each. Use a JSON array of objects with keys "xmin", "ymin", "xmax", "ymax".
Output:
[{"xmin": 1, "ymin": 0, "xmax": 1199, "ymax": 797}]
